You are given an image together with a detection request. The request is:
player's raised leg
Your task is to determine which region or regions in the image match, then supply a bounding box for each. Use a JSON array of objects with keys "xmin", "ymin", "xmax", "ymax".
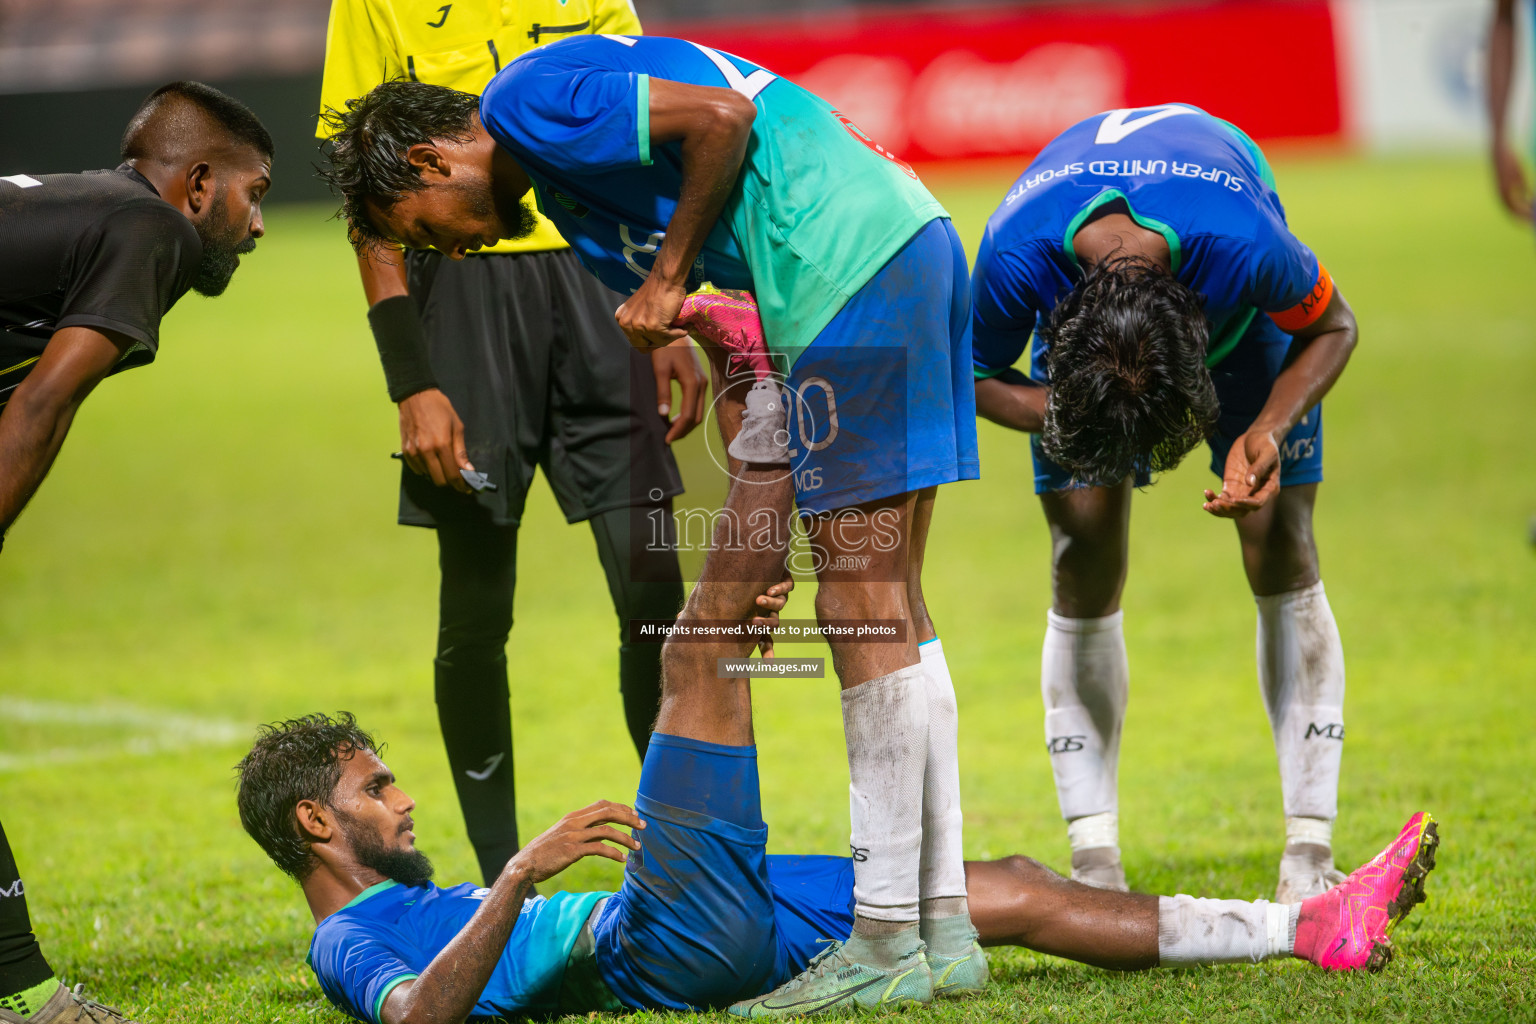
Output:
[
  {"xmin": 595, "ymin": 445, "xmax": 804, "ymax": 1010},
  {"xmin": 1038, "ymin": 478, "xmax": 1133, "ymax": 891},
  {"xmin": 1234, "ymin": 481, "xmax": 1348, "ymax": 902},
  {"xmin": 651, "ymin": 344, "xmax": 795, "ymax": 749}
]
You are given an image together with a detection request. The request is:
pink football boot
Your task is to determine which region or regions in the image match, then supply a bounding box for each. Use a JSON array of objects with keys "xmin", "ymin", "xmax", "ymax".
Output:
[
  {"xmin": 675, "ymin": 283, "xmax": 773, "ymax": 382},
  {"xmin": 1294, "ymin": 812, "xmax": 1439, "ymax": 972}
]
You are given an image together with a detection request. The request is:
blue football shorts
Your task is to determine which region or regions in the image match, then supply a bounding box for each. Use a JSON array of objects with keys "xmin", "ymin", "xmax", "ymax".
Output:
[
  {"xmin": 593, "ymin": 733, "xmax": 856, "ymax": 1010},
  {"xmin": 781, "ymin": 217, "xmax": 981, "ymax": 514},
  {"xmin": 1030, "ymin": 313, "xmax": 1323, "ymax": 493}
]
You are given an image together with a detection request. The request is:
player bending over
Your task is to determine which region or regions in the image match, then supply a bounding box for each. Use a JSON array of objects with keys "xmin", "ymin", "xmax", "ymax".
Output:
[
  {"xmin": 971, "ymin": 104, "xmax": 1359, "ymax": 900},
  {"xmin": 0, "ymin": 81, "xmax": 271, "ymax": 1024},
  {"xmin": 238, "ymin": 709, "xmax": 1436, "ymax": 1022},
  {"xmin": 318, "ymin": 34, "xmax": 980, "ymax": 1013}
]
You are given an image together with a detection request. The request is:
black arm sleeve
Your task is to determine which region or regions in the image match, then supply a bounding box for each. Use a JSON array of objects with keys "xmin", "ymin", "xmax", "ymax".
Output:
[{"xmin": 367, "ymin": 295, "xmax": 439, "ymax": 403}]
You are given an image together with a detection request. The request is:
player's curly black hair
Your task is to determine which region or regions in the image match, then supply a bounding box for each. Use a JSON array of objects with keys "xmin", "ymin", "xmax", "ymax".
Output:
[
  {"xmin": 317, "ymin": 80, "xmax": 480, "ymax": 249},
  {"xmin": 1040, "ymin": 255, "xmax": 1219, "ymax": 486},
  {"xmin": 235, "ymin": 712, "xmax": 382, "ymax": 880}
]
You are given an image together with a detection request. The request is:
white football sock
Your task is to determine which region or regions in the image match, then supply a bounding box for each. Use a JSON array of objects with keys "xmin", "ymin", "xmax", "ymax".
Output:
[
  {"xmin": 843, "ymin": 663, "xmax": 928, "ymax": 924},
  {"xmin": 1042, "ymin": 610, "xmax": 1129, "ymax": 830},
  {"xmin": 1066, "ymin": 811, "xmax": 1119, "ymax": 851},
  {"xmin": 1256, "ymin": 582, "xmax": 1345, "ymax": 822},
  {"xmin": 917, "ymin": 640, "xmax": 970, "ymax": 933},
  {"xmin": 1286, "ymin": 816, "xmax": 1333, "ymax": 848},
  {"xmin": 1157, "ymin": 895, "xmax": 1300, "ymax": 965}
]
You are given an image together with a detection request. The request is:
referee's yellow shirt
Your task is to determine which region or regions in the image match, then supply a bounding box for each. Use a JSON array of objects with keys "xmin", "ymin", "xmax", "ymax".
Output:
[{"xmin": 317, "ymin": 0, "xmax": 642, "ymax": 254}]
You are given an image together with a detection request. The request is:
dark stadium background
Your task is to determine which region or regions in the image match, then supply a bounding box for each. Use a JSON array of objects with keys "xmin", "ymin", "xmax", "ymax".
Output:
[
  {"xmin": 0, "ymin": 0, "xmax": 1499, "ymax": 201},
  {"xmin": 0, "ymin": 0, "xmax": 1008, "ymax": 203}
]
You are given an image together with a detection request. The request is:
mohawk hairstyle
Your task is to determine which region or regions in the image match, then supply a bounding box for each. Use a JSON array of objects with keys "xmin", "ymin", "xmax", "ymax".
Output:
[
  {"xmin": 235, "ymin": 712, "xmax": 381, "ymax": 880},
  {"xmin": 1040, "ymin": 255, "xmax": 1219, "ymax": 486},
  {"xmin": 121, "ymin": 81, "xmax": 273, "ymax": 162},
  {"xmin": 317, "ymin": 80, "xmax": 481, "ymax": 248}
]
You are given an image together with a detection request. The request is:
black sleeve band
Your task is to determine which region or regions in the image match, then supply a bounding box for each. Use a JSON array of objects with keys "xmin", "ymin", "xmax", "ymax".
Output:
[{"xmin": 366, "ymin": 295, "xmax": 438, "ymax": 403}]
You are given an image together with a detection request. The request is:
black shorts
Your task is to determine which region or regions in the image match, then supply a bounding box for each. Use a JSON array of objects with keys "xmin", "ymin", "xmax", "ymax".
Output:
[{"xmin": 402, "ymin": 248, "xmax": 683, "ymax": 527}]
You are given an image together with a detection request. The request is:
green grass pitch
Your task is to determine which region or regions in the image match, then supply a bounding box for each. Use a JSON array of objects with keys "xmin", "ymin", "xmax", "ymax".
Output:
[{"xmin": 1, "ymin": 153, "xmax": 1534, "ymax": 1022}]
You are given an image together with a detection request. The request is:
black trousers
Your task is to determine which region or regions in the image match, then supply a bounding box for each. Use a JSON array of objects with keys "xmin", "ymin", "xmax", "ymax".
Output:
[{"xmin": 403, "ymin": 248, "xmax": 685, "ymax": 886}]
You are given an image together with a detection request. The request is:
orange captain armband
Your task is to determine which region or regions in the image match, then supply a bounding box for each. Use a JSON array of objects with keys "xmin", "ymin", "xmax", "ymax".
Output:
[{"xmin": 1268, "ymin": 264, "xmax": 1335, "ymax": 332}]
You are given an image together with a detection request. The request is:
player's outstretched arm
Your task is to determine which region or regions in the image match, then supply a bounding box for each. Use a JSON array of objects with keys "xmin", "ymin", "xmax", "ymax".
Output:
[
  {"xmin": 1204, "ymin": 288, "xmax": 1357, "ymax": 518},
  {"xmin": 975, "ymin": 368, "xmax": 1049, "ymax": 433},
  {"xmin": 1489, "ymin": 0, "xmax": 1533, "ymax": 220},
  {"xmin": 379, "ymin": 800, "xmax": 644, "ymax": 1024},
  {"xmin": 0, "ymin": 327, "xmax": 131, "ymax": 543},
  {"xmin": 614, "ymin": 80, "xmax": 757, "ymax": 351}
]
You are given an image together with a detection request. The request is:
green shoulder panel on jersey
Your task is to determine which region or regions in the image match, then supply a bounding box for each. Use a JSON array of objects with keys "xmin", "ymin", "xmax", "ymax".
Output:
[{"xmin": 727, "ymin": 77, "xmax": 947, "ymax": 365}]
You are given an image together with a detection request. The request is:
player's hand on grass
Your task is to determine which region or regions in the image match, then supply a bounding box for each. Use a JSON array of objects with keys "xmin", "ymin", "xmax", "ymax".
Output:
[
  {"xmin": 505, "ymin": 800, "xmax": 645, "ymax": 885},
  {"xmin": 617, "ymin": 275, "xmax": 690, "ymax": 351},
  {"xmin": 399, "ymin": 388, "xmax": 474, "ymax": 494},
  {"xmin": 1203, "ymin": 428, "xmax": 1280, "ymax": 518},
  {"xmin": 651, "ymin": 338, "xmax": 708, "ymax": 443},
  {"xmin": 751, "ymin": 575, "xmax": 795, "ymax": 658},
  {"xmin": 1493, "ymin": 142, "xmax": 1533, "ymax": 221}
]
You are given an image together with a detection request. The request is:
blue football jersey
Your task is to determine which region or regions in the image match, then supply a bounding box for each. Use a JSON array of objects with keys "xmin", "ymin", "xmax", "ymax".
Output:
[
  {"xmin": 307, "ymin": 881, "xmax": 607, "ymax": 1022},
  {"xmin": 480, "ymin": 33, "xmax": 946, "ymax": 364},
  {"xmin": 971, "ymin": 104, "xmax": 1333, "ymax": 380}
]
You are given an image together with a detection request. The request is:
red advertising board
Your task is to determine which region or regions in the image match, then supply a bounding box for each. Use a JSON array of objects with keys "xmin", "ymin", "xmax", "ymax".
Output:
[{"xmin": 657, "ymin": 1, "xmax": 1341, "ymax": 162}]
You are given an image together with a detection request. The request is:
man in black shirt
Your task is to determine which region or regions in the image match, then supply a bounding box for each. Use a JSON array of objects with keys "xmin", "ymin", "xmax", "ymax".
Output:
[
  {"xmin": 0, "ymin": 80, "xmax": 271, "ymax": 546},
  {"xmin": 0, "ymin": 81, "xmax": 271, "ymax": 1024}
]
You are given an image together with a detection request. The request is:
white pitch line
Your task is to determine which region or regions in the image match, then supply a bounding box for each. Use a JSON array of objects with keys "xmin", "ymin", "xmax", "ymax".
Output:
[{"xmin": 0, "ymin": 698, "xmax": 245, "ymax": 773}]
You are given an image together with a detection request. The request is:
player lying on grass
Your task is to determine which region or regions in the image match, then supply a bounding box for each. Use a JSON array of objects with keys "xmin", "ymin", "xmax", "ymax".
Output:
[
  {"xmin": 0, "ymin": 81, "xmax": 271, "ymax": 1024},
  {"xmin": 238, "ymin": 711, "xmax": 1437, "ymax": 1022},
  {"xmin": 970, "ymin": 104, "xmax": 1360, "ymax": 900},
  {"xmin": 318, "ymin": 35, "xmax": 981, "ymax": 1013}
]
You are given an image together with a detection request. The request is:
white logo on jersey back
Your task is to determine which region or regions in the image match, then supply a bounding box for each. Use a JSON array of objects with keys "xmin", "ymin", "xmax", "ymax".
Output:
[
  {"xmin": 690, "ymin": 43, "xmax": 777, "ymax": 101},
  {"xmin": 1094, "ymin": 104, "xmax": 1196, "ymax": 144},
  {"xmin": 0, "ymin": 175, "xmax": 41, "ymax": 188}
]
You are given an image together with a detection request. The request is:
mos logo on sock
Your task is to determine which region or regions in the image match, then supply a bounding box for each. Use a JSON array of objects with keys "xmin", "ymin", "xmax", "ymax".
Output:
[
  {"xmin": 1304, "ymin": 723, "xmax": 1345, "ymax": 740},
  {"xmin": 1046, "ymin": 735, "xmax": 1086, "ymax": 754}
]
